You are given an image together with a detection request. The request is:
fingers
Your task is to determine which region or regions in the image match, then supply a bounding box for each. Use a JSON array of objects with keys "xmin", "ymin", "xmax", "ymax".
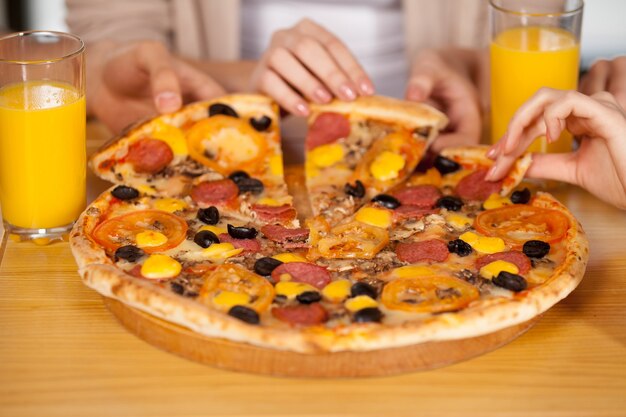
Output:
[
  {"xmin": 135, "ymin": 42, "xmax": 183, "ymax": 113},
  {"xmin": 606, "ymin": 56, "xmax": 626, "ymax": 108},
  {"xmin": 580, "ymin": 59, "xmax": 610, "ymax": 96},
  {"xmin": 257, "ymin": 69, "xmax": 310, "ymax": 116},
  {"xmin": 525, "ymin": 152, "xmax": 579, "ymax": 185},
  {"xmin": 175, "ymin": 60, "xmax": 226, "ymax": 101},
  {"xmin": 581, "ymin": 57, "xmax": 626, "ymax": 110}
]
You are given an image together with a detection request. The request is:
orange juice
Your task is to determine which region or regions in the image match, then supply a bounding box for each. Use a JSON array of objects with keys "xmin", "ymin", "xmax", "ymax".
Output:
[
  {"xmin": 490, "ymin": 26, "xmax": 580, "ymax": 152},
  {"xmin": 0, "ymin": 81, "xmax": 86, "ymax": 229}
]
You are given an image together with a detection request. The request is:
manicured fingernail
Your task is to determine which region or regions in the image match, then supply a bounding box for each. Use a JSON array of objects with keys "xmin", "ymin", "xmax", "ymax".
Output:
[
  {"xmin": 314, "ymin": 87, "xmax": 332, "ymax": 103},
  {"xmin": 358, "ymin": 78, "xmax": 374, "ymax": 95},
  {"xmin": 406, "ymin": 85, "xmax": 423, "ymax": 101},
  {"xmin": 339, "ymin": 84, "xmax": 357, "ymax": 100},
  {"xmin": 486, "ymin": 164, "xmax": 497, "ymax": 181},
  {"xmin": 486, "ymin": 147, "xmax": 498, "ymax": 159},
  {"xmin": 156, "ymin": 92, "xmax": 181, "ymax": 113},
  {"xmin": 295, "ymin": 102, "xmax": 310, "ymax": 116}
]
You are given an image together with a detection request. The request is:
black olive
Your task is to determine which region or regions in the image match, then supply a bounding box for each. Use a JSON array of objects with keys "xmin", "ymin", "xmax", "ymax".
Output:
[
  {"xmin": 197, "ymin": 206, "xmax": 219, "ymax": 225},
  {"xmin": 354, "ymin": 307, "xmax": 383, "ymax": 323},
  {"xmin": 209, "ymin": 103, "xmax": 239, "ymax": 118},
  {"xmin": 434, "ymin": 156, "xmax": 461, "ymax": 175},
  {"xmin": 171, "ymin": 282, "xmax": 185, "ymax": 295},
  {"xmin": 234, "ymin": 178, "xmax": 264, "ymax": 194},
  {"xmin": 493, "ymin": 271, "xmax": 527, "ymax": 292},
  {"xmin": 193, "ymin": 230, "xmax": 220, "ymax": 248},
  {"xmin": 228, "ymin": 305, "xmax": 260, "ymax": 325},
  {"xmin": 436, "ymin": 196, "xmax": 464, "ymax": 211},
  {"xmin": 111, "ymin": 185, "xmax": 139, "ymax": 200},
  {"xmin": 228, "ymin": 170, "xmax": 250, "ymax": 183},
  {"xmin": 228, "ymin": 224, "xmax": 258, "ymax": 239},
  {"xmin": 296, "ymin": 291, "xmax": 322, "ymax": 304},
  {"xmin": 254, "ymin": 257, "xmax": 283, "ymax": 276},
  {"xmin": 510, "ymin": 188, "xmax": 531, "ymax": 204},
  {"xmin": 523, "ymin": 240, "xmax": 551, "ymax": 258},
  {"xmin": 447, "ymin": 239, "xmax": 473, "ymax": 257},
  {"xmin": 114, "ymin": 245, "xmax": 145, "ymax": 262},
  {"xmin": 344, "ymin": 180, "xmax": 365, "ymax": 198},
  {"xmin": 371, "ymin": 194, "xmax": 401, "ymax": 209},
  {"xmin": 350, "ymin": 282, "xmax": 378, "ymax": 299},
  {"xmin": 250, "ymin": 115, "xmax": 272, "ymax": 132}
]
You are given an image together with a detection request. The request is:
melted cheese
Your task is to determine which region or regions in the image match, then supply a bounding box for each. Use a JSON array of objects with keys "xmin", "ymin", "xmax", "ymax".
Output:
[
  {"xmin": 479, "ymin": 260, "xmax": 519, "ymax": 280},
  {"xmin": 369, "ymin": 151, "xmax": 405, "ymax": 181},
  {"xmin": 355, "ymin": 207, "xmax": 392, "ymax": 229},
  {"xmin": 269, "ymin": 154, "xmax": 284, "ymax": 177},
  {"xmin": 212, "ymin": 291, "xmax": 251, "ymax": 310},
  {"xmin": 154, "ymin": 198, "xmax": 188, "ymax": 213},
  {"xmin": 140, "ymin": 254, "xmax": 181, "ymax": 279},
  {"xmin": 275, "ymin": 281, "xmax": 317, "ymax": 299},
  {"xmin": 273, "ymin": 253, "xmax": 308, "ymax": 263},
  {"xmin": 460, "ymin": 231, "xmax": 506, "ymax": 254},
  {"xmin": 345, "ymin": 295, "xmax": 378, "ymax": 312},
  {"xmin": 135, "ymin": 230, "xmax": 168, "ymax": 248},
  {"xmin": 322, "ymin": 279, "xmax": 352, "ymax": 302},
  {"xmin": 202, "ymin": 243, "xmax": 243, "ymax": 260},
  {"xmin": 308, "ymin": 143, "xmax": 345, "ymax": 168},
  {"xmin": 483, "ymin": 193, "xmax": 512, "ymax": 210}
]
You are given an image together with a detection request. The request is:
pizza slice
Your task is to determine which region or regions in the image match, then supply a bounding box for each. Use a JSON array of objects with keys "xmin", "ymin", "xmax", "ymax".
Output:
[{"xmin": 304, "ymin": 96, "xmax": 448, "ymax": 226}]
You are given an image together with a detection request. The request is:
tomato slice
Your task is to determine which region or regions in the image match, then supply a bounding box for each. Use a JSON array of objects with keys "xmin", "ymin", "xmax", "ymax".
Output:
[
  {"xmin": 381, "ymin": 275, "xmax": 479, "ymax": 314},
  {"xmin": 312, "ymin": 221, "xmax": 389, "ymax": 260},
  {"xmin": 200, "ymin": 264, "xmax": 275, "ymax": 313},
  {"xmin": 474, "ymin": 205, "xmax": 570, "ymax": 248},
  {"xmin": 186, "ymin": 115, "xmax": 268, "ymax": 175},
  {"xmin": 92, "ymin": 210, "xmax": 188, "ymax": 253}
]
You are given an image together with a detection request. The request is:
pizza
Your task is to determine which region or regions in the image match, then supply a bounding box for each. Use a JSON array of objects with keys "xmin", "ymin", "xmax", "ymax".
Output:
[{"xmin": 71, "ymin": 94, "xmax": 588, "ymax": 354}]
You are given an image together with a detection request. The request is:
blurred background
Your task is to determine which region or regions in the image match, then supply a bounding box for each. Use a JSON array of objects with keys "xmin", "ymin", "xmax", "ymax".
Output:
[{"xmin": 1, "ymin": 0, "xmax": 625, "ymax": 69}]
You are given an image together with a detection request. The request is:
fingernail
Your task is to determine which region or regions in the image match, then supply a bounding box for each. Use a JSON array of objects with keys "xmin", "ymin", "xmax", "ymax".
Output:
[
  {"xmin": 486, "ymin": 147, "xmax": 497, "ymax": 159},
  {"xmin": 314, "ymin": 87, "xmax": 332, "ymax": 103},
  {"xmin": 486, "ymin": 164, "xmax": 497, "ymax": 181},
  {"xmin": 295, "ymin": 102, "xmax": 310, "ymax": 116},
  {"xmin": 406, "ymin": 85, "xmax": 422, "ymax": 101},
  {"xmin": 339, "ymin": 84, "xmax": 357, "ymax": 100},
  {"xmin": 156, "ymin": 92, "xmax": 181, "ymax": 113},
  {"xmin": 358, "ymin": 78, "xmax": 374, "ymax": 95}
]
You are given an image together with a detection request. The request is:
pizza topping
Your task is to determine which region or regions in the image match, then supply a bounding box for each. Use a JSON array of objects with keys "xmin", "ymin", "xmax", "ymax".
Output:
[
  {"xmin": 228, "ymin": 305, "xmax": 260, "ymax": 325},
  {"xmin": 392, "ymin": 205, "xmax": 435, "ymax": 221},
  {"xmin": 261, "ymin": 225, "xmax": 309, "ymax": 244},
  {"xmin": 272, "ymin": 303, "xmax": 329, "ymax": 326},
  {"xmin": 234, "ymin": 177, "xmax": 264, "ymax": 195},
  {"xmin": 227, "ymin": 224, "xmax": 258, "ymax": 239},
  {"xmin": 296, "ymin": 291, "xmax": 323, "ymax": 305},
  {"xmin": 447, "ymin": 239, "xmax": 473, "ymax": 257},
  {"xmin": 493, "ymin": 271, "xmax": 528, "ymax": 292},
  {"xmin": 344, "ymin": 180, "xmax": 366, "ymax": 198},
  {"xmin": 190, "ymin": 179, "xmax": 239, "ymax": 205},
  {"xmin": 212, "ymin": 291, "xmax": 251, "ymax": 310},
  {"xmin": 456, "ymin": 169, "xmax": 503, "ymax": 201},
  {"xmin": 111, "ymin": 185, "xmax": 139, "ymax": 200},
  {"xmin": 459, "ymin": 232, "xmax": 506, "ymax": 254},
  {"xmin": 202, "ymin": 242, "xmax": 244, "ymax": 260},
  {"xmin": 345, "ymin": 295, "xmax": 378, "ymax": 312},
  {"xmin": 381, "ymin": 275, "xmax": 480, "ymax": 313},
  {"xmin": 250, "ymin": 115, "xmax": 272, "ymax": 132},
  {"xmin": 315, "ymin": 222, "xmax": 390, "ymax": 259},
  {"xmin": 273, "ymin": 252, "xmax": 308, "ymax": 263},
  {"xmin": 479, "ymin": 260, "xmax": 519, "ymax": 280},
  {"xmin": 305, "ymin": 112, "xmax": 351, "ymax": 150},
  {"xmin": 201, "ymin": 264, "xmax": 274, "ymax": 313},
  {"xmin": 135, "ymin": 230, "xmax": 168, "ymax": 248},
  {"xmin": 154, "ymin": 198, "xmax": 188, "ymax": 213},
  {"xmin": 209, "ymin": 102, "xmax": 239, "ymax": 118},
  {"xmin": 434, "ymin": 155, "xmax": 461, "ymax": 175},
  {"xmin": 350, "ymin": 281, "xmax": 378, "ymax": 299},
  {"xmin": 114, "ymin": 245, "xmax": 145, "ymax": 262},
  {"xmin": 510, "ymin": 188, "xmax": 531, "ymax": 204},
  {"xmin": 523, "ymin": 240, "xmax": 551, "ymax": 258},
  {"xmin": 218, "ymin": 233, "xmax": 261, "ymax": 253},
  {"xmin": 483, "ymin": 193, "xmax": 512, "ymax": 210},
  {"xmin": 369, "ymin": 150, "xmax": 405, "ymax": 181},
  {"xmin": 475, "ymin": 205, "xmax": 569, "ymax": 247},
  {"xmin": 445, "ymin": 213, "xmax": 473, "ymax": 231},
  {"xmin": 228, "ymin": 170, "xmax": 250, "ymax": 182},
  {"xmin": 126, "ymin": 138, "xmax": 174, "ymax": 174},
  {"xmin": 149, "ymin": 120, "xmax": 188, "ymax": 156},
  {"xmin": 435, "ymin": 196, "xmax": 463, "ymax": 212},
  {"xmin": 355, "ymin": 207, "xmax": 392, "ymax": 229},
  {"xmin": 271, "ymin": 262, "xmax": 332, "ymax": 289},
  {"xmin": 390, "ymin": 265, "xmax": 437, "ymax": 279},
  {"xmin": 253, "ymin": 257, "xmax": 283, "ymax": 276},
  {"xmin": 392, "ymin": 185, "xmax": 441, "ymax": 208},
  {"xmin": 321, "ymin": 279, "xmax": 352, "ymax": 302},
  {"xmin": 193, "ymin": 230, "xmax": 220, "ymax": 248},
  {"xmin": 140, "ymin": 254, "xmax": 182, "ymax": 280},
  {"xmin": 269, "ymin": 154, "xmax": 284, "ymax": 177},
  {"xmin": 308, "ymin": 143, "xmax": 345, "ymax": 168},
  {"xmin": 275, "ymin": 281, "xmax": 318, "ymax": 300},
  {"xmin": 199, "ymin": 224, "xmax": 227, "ymax": 235},
  {"xmin": 475, "ymin": 251, "xmax": 531, "ymax": 275},
  {"xmin": 353, "ymin": 307, "xmax": 383, "ymax": 323},
  {"xmin": 251, "ymin": 204, "xmax": 297, "ymax": 223},
  {"xmin": 197, "ymin": 206, "xmax": 220, "ymax": 225},
  {"xmin": 371, "ymin": 194, "xmax": 401, "ymax": 209},
  {"xmin": 395, "ymin": 239, "xmax": 449, "ymax": 263}
]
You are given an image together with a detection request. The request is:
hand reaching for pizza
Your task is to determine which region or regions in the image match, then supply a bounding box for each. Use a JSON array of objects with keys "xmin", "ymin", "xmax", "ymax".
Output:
[
  {"xmin": 249, "ymin": 19, "xmax": 375, "ymax": 116},
  {"xmin": 405, "ymin": 49, "xmax": 482, "ymax": 152},
  {"xmin": 579, "ymin": 56, "xmax": 626, "ymax": 110},
  {"xmin": 88, "ymin": 41, "xmax": 225, "ymax": 133},
  {"xmin": 486, "ymin": 88, "xmax": 626, "ymax": 209}
]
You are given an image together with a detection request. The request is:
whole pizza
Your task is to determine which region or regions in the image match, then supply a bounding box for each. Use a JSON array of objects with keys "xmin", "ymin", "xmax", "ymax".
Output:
[{"xmin": 71, "ymin": 94, "xmax": 588, "ymax": 353}]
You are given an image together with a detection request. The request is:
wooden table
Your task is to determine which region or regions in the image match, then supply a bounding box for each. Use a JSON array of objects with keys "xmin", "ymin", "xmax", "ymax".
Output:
[{"xmin": 1, "ymin": 123, "xmax": 625, "ymax": 417}]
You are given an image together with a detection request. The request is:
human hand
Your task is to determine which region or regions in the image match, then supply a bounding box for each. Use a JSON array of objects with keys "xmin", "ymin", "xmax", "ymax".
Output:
[
  {"xmin": 580, "ymin": 56, "xmax": 626, "ymax": 109},
  {"xmin": 249, "ymin": 19, "xmax": 374, "ymax": 116},
  {"xmin": 486, "ymin": 88, "xmax": 626, "ymax": 209},
  {"xmin": 405, "ymin": 49, "xmax": 482, "ymax": 152},
  {"xmin": 90, "ymin": 41, "xmax": 225, "ymax": 133}
]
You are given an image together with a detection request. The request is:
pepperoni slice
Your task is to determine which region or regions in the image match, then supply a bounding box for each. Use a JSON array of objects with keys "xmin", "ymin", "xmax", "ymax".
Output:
[
  {"xmin": 392, "ymin": 185, "xmax": 441, "ymax": 208},
  {"xmin": 190, "ymin": 179, "xmax": 239, "ymax": 205},
  {"xmin": 305, "ymin": 112, "xmax": 351, "ymax": 150},
  {"xmin": 456, "ymin": 169, "xmax": 503, "ymax": 201},
  {"xmin": 271, "ymin": 262, "xmax": 331, "ymax": 289},
  {"xmin": 396, "ymin": 239, "xmax": 449, "ymax": 263},
  {"xmin": 272, "ymin": 303, "xmax": 329, "ymax": 326},
  {"xmin": 126, "ymin": 138, "xmax": 173, "ymax": 173},
  {"xmin": 475, "ymin": 251, "xmax": 531, "ymax": 275},
  {"xmin": 261, "ymin": 224, "xmax": 309, "ymax": 243},
  {"xmin": 251, "ymin": 204, "xmax": 297, "ymax": 223},
  {"xmin": 393, "ymin": 206, "xmax": 437, "ymax": 221},
  {"xmin": 218, "ymin": 234, "xmax": 261, "ymax": 253}
]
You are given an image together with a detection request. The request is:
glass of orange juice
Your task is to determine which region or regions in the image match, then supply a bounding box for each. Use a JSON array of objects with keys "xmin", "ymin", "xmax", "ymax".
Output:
[
  {"xmin": 0, "ymin": 31, "xmax": 86, "ymax": 241},
  {"xmin": 490, "ymin": 0, "xmax": 583, "ymax": 152}
]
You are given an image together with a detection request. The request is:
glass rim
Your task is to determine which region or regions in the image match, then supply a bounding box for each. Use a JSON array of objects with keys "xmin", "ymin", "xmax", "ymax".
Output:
[
  {"xmin": 489, "ymin": 0, "xmax": 584, "ymax": 17},
  {"xmin": 0, "ymin": 30, "xmax": 85, "ymax": 65}
]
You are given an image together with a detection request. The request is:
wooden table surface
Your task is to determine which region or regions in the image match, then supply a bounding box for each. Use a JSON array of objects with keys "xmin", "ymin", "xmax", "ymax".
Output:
[{"xmin": 1, "ymin": 123, "xmax": 625, "ymax": 417}]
